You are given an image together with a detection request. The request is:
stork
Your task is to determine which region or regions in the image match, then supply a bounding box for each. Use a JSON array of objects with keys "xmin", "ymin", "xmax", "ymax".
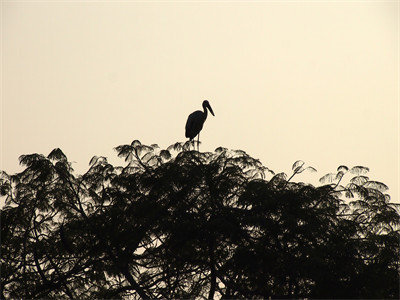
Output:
[{"xmin": 185, "ymin": 100, "xmax": 215, "ymax": 151}]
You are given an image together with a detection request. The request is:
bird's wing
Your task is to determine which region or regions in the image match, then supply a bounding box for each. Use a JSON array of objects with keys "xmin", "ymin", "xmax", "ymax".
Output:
[
  {"xmin": 185, "ymin": 112, "xmax": 195, "ymax": 138},
  {"xmin": 185, "ymin": 111, "xmax": 204, "ymax": 139}
]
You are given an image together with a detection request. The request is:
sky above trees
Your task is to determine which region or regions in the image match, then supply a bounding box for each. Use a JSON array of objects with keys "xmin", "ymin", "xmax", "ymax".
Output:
[{"xmin": 2, "ymin": 1, "xmax": 398, "ymax": 202}]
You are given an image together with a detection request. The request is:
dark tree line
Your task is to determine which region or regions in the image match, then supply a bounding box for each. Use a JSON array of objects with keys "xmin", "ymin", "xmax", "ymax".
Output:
[{"xmin": 1, "ymin": 140, "xmax": 399, "ymax": 299}]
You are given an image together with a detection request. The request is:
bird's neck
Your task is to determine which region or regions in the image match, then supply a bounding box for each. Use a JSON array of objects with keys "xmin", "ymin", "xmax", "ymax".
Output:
[{"xmin": 203, "ymin": 106, "xmax": 208, "ymax": 119}]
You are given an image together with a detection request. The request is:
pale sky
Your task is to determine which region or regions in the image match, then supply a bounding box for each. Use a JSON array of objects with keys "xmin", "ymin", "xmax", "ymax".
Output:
[{"xmin": 1, "ymin": 1, "xmax": 399, "ymax": 202}]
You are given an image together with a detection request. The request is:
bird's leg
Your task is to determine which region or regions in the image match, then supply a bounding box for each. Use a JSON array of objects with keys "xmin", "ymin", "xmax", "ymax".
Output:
[
  {"xmin": 188, "ymin": 139, "xmax": 193, "ymax": 151},
  {"xmin": 197, "ymin": 132, "xmax": 200, "ymax": 152}
]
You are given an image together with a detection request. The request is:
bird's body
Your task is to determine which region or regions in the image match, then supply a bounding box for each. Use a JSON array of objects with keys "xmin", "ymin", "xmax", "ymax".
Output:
[
  {"xmin": 185, "ymin": 100, "xmax": 215, "ymax": 150},
  {"xmin": 185, "ymin": 110, "xmax": 207, "ymax": 140}
]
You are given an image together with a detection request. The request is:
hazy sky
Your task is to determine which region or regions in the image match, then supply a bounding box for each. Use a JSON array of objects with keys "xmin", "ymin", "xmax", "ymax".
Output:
[{"xmin": 2, "ymin": 1, "xmax": 399, "ymax": 202}]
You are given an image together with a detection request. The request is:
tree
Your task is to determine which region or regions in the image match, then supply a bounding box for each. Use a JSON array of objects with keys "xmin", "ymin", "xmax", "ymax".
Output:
[{"xmin": 1, "ymin": 140, "xmax": 399, "ymax": 298}]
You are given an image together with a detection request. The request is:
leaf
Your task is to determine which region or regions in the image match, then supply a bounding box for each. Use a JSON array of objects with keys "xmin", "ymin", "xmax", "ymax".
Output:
[
  {"xmin": 350, "ymin": 175, "xmax": 369, "ymax": 186},
  {"xmin": 319, "ymin": 173, "xmax": 335, "ymax": 184},
  {"xmin": 47, "ymin": 148, "xmax": 67, "ymax": 162},
  {"xmin": 292, "ymin": 166, "xmax": 303, "ymax": 175},
  {"xmin": 160, "ymin": 150, "xmax": 171, "ymax": 160},
  {"xmin": 167, "ymin": 142, "xmax": 183, "ymax": 152},
  {"xmin": 114, "ymin": 145, "xmax": 133, "ymax": 158},
  {"xmin": 215, "ymin": 147, "xmax": 227, "ymax": 153},
  {"xmin": 337, "ymin": 165, "xmax": 349, "ymax": 172},
  {"xmin": 131, "ymin": 140, "xmax": 141, "ymax": 147},
  {"xmin": 305, "ymin": 166, "xmax": 317, "ymax": 173},
  {"xmin": 19, "ymin": 154, "xmax": 44, "ymax": 167},
  {"xmin": 335, "ymin": 171, "xmax": 345, "ymax": 180},
  {"xmin": 364, "ymin": 181, "xmax": 389, "ymax": 192},
  {"xmin": 233, "ymin": 150, "xmax": 247, "ymax": 157},
  {"xmin": 292, "ymin": 160, "xmax": 304, "ymax": 171},
  {"xmin": 272, "ymin": 172, "xmax": 287, "ymax": 181},
  {"xmin": 350, "ymin": 166, "xmax": 369, "ymax": 175},
  {"xmin": 263, "ymin": 166, "xmax": 275, "ymax": 176},
  {"xmin": 142, "ymin": 152, "xmax": 155, "ymax": 164},
  {"xmin": 89, "ymin": 156, "xmax": 99, "ymax": 166},
  {"xmin": 135, "ymin": 145, "xmax": 154, "ymax": 157},
  {"xmin": 89, "ymin": 156, "xmax": 107, "ymax": 166}
]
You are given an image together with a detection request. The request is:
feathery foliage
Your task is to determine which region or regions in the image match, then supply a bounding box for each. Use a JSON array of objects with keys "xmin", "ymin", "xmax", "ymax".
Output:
[{"xmin": 1, "ymin": 141, "xmax": 399, "ymax": 299}]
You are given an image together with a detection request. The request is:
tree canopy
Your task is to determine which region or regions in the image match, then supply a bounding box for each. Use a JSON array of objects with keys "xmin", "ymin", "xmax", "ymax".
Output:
[{"xmin": 1, "ymin": 140, "xmax": 399, "ymax": 299}]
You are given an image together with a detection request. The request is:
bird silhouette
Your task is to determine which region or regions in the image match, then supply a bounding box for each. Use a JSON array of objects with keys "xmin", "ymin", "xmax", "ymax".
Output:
[{"xmin": 185, "ymin": 100, "xmax": 215, "ymax": 151}]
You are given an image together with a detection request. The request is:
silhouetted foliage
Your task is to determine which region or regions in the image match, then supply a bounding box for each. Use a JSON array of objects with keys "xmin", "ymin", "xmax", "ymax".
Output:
[{"xmin": 1, "ymin": 140, "xmax": 399, "ymax": 299}]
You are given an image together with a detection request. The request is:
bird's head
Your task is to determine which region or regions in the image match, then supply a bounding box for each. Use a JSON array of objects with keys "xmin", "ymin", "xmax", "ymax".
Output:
[{"xmin": 202, "ymin": 100, "xmax": 215, "ymax": 116}]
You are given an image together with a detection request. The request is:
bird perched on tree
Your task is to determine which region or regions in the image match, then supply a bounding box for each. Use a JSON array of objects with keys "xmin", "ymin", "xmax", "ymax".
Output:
[{"xmin": 185, "ymin": 100, "xmax": 215, "ymax": 151}]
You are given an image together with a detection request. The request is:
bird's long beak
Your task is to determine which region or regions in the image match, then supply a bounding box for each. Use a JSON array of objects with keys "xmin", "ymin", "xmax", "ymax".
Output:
[{"xmin": 207, "ymin": 103, "xmax": 215, "ymax": 116}]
